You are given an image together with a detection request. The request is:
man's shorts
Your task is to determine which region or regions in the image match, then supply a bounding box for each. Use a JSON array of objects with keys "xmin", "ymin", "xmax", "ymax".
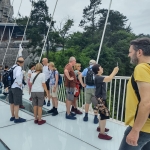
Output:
[
  {"xmin": 49, "ymin": 85, "xmax": 58, "ymax": 97},
  {"xmin": 9, "ymin": 88, "xmax": 22, "ymax": 105},
  {"xmin": 66, "ymin": 87, "xmax": 75, "ymax": 101},
  {"xmin": 31, "ymin": 92, "xmax": 44, "ymax": 107},
  {"xmin": 85, "ymin": 88, "xmax": 95, "ymax": 104}
]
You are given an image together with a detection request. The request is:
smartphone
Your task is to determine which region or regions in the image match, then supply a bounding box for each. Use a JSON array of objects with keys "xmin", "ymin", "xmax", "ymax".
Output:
[{"xmin": 117, "ymin": 62, "xmax": 118, "ymax": 67}]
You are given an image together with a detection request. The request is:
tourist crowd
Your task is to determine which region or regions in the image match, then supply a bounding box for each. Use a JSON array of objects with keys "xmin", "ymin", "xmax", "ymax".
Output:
[{"xmin": 0, "ymin": 37, "xmax": 150, "ymax": 149}]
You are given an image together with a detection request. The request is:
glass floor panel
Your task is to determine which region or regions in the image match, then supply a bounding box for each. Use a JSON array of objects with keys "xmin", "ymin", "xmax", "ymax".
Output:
[
  {"xmin": 0, "ymin": 139, "xmax": 10, "ymax": 150},
  {"xmin": 0, "ymin": 89, "xmax": 49, "ymax": 116}
]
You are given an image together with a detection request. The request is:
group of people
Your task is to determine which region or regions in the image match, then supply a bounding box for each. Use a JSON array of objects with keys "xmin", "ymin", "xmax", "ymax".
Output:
[{"xmin": 0, "ymin": 37, "xmax": 150, "ymax": 149}]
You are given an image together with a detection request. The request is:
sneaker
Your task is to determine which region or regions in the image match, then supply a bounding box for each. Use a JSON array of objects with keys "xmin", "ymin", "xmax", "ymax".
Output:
[
  {"xmin": 47, "ymin": 108, "xmax": 54, "ymax": 114},
  {"xmin": 10, "ymin": 117, "xmax": 15, "ymax": 121},
  {"xmin": 94, "ymin": 117, "xmax": 99, "ymax": 124},
  {"xmin": 3, "ymin": 92, "xmax": 8, "ymax": 96},
  {"xmin": 97, "ymin": 126, "xmax": 109, "ymax": 132},
  {"xmin": 43, "ymin": 100, "xmax": 46, "ymax": 105},
  {"xmin": 19, "ymin": 105, "xmax": 25, "ymax": 109},
  {"xmin": 98, "ymin": 133, "xmax": 112, "ymax": 140},
  {"xmin": 66, "ymin": 112, "xmax": 76, "ymax": 117},
  {"xmin": 38, "ymin": 119, "xmax": 46, "ymax": 125},
  {"xmin": 74, "ymin": 109, "xmax": 83, "ymax": 115},
  {"xmin": 71, "ymin": 106, "xmax": 75, "ymax": 112},
  {"xmin": 66, "ymin": 114, "xmax": 76, "ymax": 120},
  {"xmin": 71, "ymin": 112, "xmax": 76, "ymax": 116},
  {"xmin": 14, "ymin": 117, "xmax": 26, "ymax": 123},
  {"xmin": 34, "ymin": 120, "xmax": 38, "ymax": 124},
  {"xmin": 52, "ymin": 110, "xmax": 58, "ymax": 116},
  {"xmin": 83, "ymin": 116, "xmax": 88, "ymax": 122},
  {"xmin": 47, "ymin": 101, "xmax": 51, "ymax": 107}
]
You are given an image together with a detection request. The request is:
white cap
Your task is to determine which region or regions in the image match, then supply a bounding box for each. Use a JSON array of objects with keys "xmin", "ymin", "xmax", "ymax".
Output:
[{"xmin": 89, "ymin": 59, "xmax": 96, "ymax": 65}]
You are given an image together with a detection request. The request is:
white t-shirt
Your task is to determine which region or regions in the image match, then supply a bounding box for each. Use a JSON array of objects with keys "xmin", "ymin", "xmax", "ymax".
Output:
[
  {"xmin": 11, "ymin": 65, "xmax": 23, "ymax": 89},
  {"xmin": 43, "ymin": 65, "xmax": 50, "ymax": 81},
  {"xmin": 30, "ymin": 73, "xmax": 45, "ymax": 92}
]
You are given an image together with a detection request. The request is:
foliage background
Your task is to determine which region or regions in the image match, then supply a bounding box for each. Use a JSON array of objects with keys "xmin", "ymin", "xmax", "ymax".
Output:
[{"xmin": 17, "ymin": 0, "xmax": 150, "ymax": 75}]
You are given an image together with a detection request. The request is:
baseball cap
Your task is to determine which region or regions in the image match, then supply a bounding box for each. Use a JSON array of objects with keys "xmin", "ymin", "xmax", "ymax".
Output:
[{"xmin": 89, "ymin": 59, "xmax": 96, "ymax": 65}]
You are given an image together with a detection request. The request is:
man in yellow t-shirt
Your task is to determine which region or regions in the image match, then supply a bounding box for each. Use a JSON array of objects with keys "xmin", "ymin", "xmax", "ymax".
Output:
[{"xmin": 119, "ymin": 37, "xmax": 150, "ymax": 150}]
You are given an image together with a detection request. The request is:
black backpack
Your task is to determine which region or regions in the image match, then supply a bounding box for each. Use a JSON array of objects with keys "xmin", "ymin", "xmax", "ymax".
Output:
[
  {"xmin": 86, "ymin": 67, "xmax": 95, "ymax": 86},
  {"xmin": 131, "ymin": 74, "xmax": 150, "ymax": 119},
  {"xmin": 2, "ymin": 65, "xmax": 18, "ymax": 88}
]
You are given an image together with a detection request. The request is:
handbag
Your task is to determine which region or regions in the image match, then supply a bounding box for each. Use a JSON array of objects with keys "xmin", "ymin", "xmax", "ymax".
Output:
[{"xmin": 74, "ymin": 82, "xmax": 80, "ymax": 97}]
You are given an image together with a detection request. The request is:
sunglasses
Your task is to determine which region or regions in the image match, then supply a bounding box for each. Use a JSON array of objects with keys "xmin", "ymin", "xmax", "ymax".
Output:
[{"xmin": 17, "ymin": 60, "xmax": 24, "ymax": 63}]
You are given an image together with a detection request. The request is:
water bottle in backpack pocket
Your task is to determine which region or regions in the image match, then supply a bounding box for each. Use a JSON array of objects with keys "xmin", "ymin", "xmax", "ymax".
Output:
[{"xmin": 8, "ymin": 76, "xmax": 11, "ymax": 87}]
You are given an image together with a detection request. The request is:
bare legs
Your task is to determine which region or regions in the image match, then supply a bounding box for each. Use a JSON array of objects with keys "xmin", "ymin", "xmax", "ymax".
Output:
[
  {"xmin": 66, "ymin": 99, "xmax": 72, "ymax": 115},
  {"xmin": 99, "ymin": 119, "xmax": 106, "ymax": 134},
  {"xmin": 33, "ymin": 106, "xmax": 42, "ymax": 121},
  {"xmin": 10, "ymin": 104, "xmax": 19, "ymax": 119},
  {"xmin": 52, "ymin": 97, "xmax": 58, "ymax": 108}
]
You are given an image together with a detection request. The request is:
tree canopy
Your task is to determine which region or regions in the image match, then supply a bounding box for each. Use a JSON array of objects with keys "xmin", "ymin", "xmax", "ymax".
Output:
[{"xmin": 17, "ymin": 0, "xmax": 149, "ymax": 75}]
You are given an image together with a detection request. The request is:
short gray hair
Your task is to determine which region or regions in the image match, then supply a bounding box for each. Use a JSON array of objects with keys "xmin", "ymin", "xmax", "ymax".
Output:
[
  {"xmin": 89, "ymin": 59, "xmax": 96, "ymax": 65},
  {"xmin": 69, "ymin": 56, "xmax": 76, "ymax": 62}
]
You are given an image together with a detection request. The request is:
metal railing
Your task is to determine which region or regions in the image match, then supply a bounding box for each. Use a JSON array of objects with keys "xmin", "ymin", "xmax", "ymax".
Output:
[{"xmin": 58, "ymin": 75, "xmax": 130, "ymax": 123}]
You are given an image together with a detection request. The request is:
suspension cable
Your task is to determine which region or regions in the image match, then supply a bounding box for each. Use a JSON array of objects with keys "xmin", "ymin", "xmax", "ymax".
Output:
[
  {"xmin": 2, "ymin": 0, "xmax": 23, "ymax": 66},
  {"xmin": 15, "ymin": 0, "xmax": 37, "ymax": 63},
  {"xmin": 39, "ymin": 0, "xmax": 59, "ymax": 63},
  {"xmin": 0, "ymin": 0, "xmax": 15, "ymax": 44},
  {"xmin": 96, "ymin": 0, "xmax": 112, "ymax": 63}
]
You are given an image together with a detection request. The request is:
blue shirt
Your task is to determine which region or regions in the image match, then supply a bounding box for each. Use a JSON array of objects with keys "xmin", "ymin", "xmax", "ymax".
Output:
[
  {"xmin": 49, "ymin": 70, "xmax": 58, "ymax": 86},
  {"xmin": 82, "ymin": 65, "xmax": 95, "ymax": 89}
]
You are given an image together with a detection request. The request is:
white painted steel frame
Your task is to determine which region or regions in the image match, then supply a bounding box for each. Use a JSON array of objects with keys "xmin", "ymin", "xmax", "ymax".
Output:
[{"xmin": 58, "ymin": 75, "xmax": 130, "ymax": 123}]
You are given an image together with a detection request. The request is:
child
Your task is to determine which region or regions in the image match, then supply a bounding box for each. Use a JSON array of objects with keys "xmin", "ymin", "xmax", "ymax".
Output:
[{"xmin": 92, "ymin": 64, "xmax": 119, "ymax": 140}]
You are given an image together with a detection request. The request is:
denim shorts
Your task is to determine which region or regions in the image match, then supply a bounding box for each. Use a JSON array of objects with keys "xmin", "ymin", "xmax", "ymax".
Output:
[
  {"xmin": 66, "ymin": 87, "xmax": 75, "ymax": 101},
  {"xmin": 119, "ymin": 126, "xmax": 150, "ymax": 150}
]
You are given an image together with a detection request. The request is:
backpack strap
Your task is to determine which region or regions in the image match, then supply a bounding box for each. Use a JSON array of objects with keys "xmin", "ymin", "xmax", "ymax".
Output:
[
  {"xmin": 131, "ymin": 73, "xmax": 150, "ymax": 119},
  {"xmin": 87, "ymin": 67, "xmax": 91, "ymax": 70},
  {"xmin": 131, "ymin": 74, "xmax": 140, "ymax": 101},
  {"xmin": 32, "ymin": 73, "xmax": 40, "ymax": 85},
  {"xmin": 54, "ymin": 70, "xmax": 59, "ymax": 84}
]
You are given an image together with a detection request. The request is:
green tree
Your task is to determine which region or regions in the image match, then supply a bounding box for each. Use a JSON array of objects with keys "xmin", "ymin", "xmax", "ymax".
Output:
[
  {"xmin": 27, "ymin": 0, "xmax": 51, "ymax": 48},
  {"xmin": 80, "ymin": 0, "xmax": 102, "ymax": 33},
  {"xmin": 58, "ymin": 18, "xmax": 74, "ymax": 51},
  {"xmin": 97, "ymin": 9, "xmax": 131, "ymax": 32}
]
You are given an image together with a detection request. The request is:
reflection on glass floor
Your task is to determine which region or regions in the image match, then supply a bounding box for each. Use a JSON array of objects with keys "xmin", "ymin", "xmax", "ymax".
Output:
[{"xmin": 0, "ymin": 88, "xmax": 127, "ymax": 150}]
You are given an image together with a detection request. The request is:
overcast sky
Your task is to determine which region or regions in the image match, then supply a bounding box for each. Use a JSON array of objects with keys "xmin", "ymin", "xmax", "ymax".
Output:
[{"xmin": 11, "ymin": 0, "xmax": 150, "ymax": 35}]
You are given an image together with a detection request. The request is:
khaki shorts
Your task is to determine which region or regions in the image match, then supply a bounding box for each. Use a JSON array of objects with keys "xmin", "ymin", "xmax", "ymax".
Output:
[
  {"xmin": 49, "ymin": 85, "xmax": 58, "ymax": 97},
  {"xmin": 85, "ymin": 88, "xmax": 95, "ymax": 104},
  {"xmin": 31, "ymin": 92, "xmax": 44, "ymax": 107}
]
